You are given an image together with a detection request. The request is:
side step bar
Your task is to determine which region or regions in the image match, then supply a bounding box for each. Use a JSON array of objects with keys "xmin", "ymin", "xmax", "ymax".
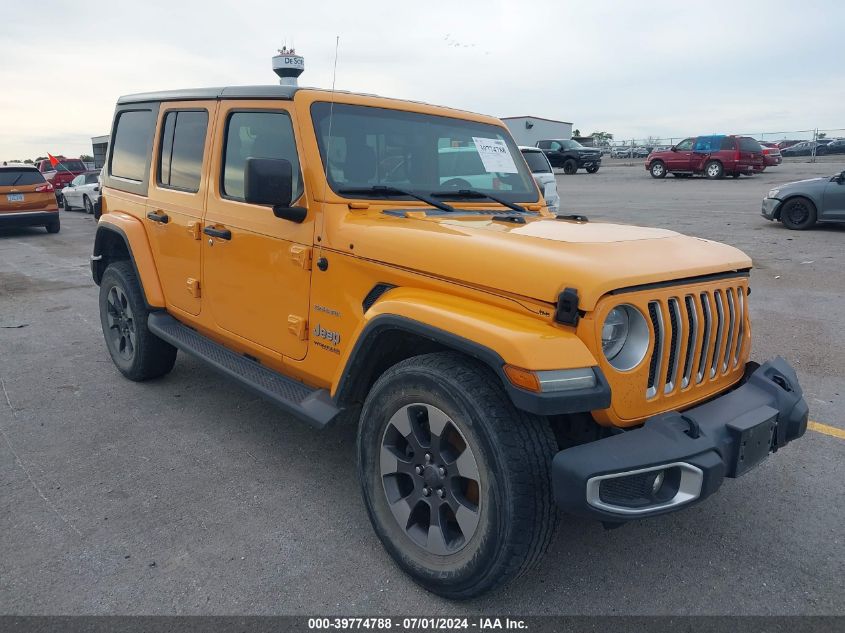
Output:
[{"xmin": 147, "ymin": 312, "xmax": 341, "ymax": 429}]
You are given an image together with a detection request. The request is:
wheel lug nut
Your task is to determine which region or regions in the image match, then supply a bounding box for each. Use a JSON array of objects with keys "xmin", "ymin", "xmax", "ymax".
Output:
[
  {"xmin": 422, "ymin": 487, "xmax": 431, "ymax": 497},
  {"xmin": 424, "ymin": 453, "xmax": 432, "ymax": 463},
  {"xmin": 438, "ymin": 466, "xmax": 446, "ymax": 477},
  {"xmin": 437, "ymin": 488, "xmax": 445, "ymax": 498},
  {"xmin": 415, "ymin": 465, "xmax": 423, "ymax": 475}
]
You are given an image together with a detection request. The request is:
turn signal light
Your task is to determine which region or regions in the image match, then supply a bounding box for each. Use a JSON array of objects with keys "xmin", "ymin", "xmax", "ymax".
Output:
[{"xmin": 503, "ymin": 365, "xmax": 541, "ymax": 392}]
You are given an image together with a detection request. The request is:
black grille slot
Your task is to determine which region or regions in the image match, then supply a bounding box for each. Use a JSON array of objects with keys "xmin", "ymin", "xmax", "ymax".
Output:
[
  {"xmin": 665, "ymin": 298, "xmax": 679, "ymax": 387},
  {"xmin": 599, "ymin": 472, "xmax": 655, "ymax": 507},
  {"xmin": 647, "ymin": 302, "xmax": 661, "ymax": 391}
]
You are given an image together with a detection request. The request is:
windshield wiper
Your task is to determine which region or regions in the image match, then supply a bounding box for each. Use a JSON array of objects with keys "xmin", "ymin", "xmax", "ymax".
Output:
[
  {"xmin": 430, "ymin": 188, "xmax": 529, "ymax": 214},
  {"xmin": 337, "ymin": 185, "xmax": 455, "ymax": 213}
]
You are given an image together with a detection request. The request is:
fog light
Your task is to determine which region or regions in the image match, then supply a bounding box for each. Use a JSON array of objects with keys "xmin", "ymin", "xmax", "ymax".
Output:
[{"xmin": 651, "ymin": 470, "xmax": 665, "ymax": 495}]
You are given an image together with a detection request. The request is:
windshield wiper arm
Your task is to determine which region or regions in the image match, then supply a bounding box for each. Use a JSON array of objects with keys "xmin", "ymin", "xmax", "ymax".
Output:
[
  {"xmin": 430, "ymin": 188, "xmax": 529, "ymax": 214},
  {"xmin": 337, "ymin": 185, "xmax": 455, "ymax": 213}
]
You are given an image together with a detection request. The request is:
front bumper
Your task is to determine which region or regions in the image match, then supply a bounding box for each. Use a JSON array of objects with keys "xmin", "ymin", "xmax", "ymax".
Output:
[
  {"xmin": 577, "ymin": 155, "xmax": 602, "ymax": 168},
  {"xmin": 761, "ymin": 197, "xmax": 782, "ymax": 220},
  {"xmin": 552, "ymin": 357, "xmax": 808, "ymax": 522}
]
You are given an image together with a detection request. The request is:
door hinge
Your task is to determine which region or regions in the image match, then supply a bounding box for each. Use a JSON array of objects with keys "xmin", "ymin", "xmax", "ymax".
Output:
[
  {"xmin": 186, "ymin": 278, "xmax": 201, "ymax": 298},
  {"xmin": 187, "ymin": 222, "xmax": 202, "ymax": 240},
  {"xmin": 288, "ymin": 315, "xmax": 308, "ymax": 340},
  {"xmin": 289, "ymin": 244, "xmax": 312, "ymax": 270}
]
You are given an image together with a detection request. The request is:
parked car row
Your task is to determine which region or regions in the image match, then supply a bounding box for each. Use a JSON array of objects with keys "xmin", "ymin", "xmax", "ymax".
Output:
[
  {"xmin": 781, "ymin": 139, "xmax": 844, "ymax": 156},
  {"xmin": 35, "ymin": 156, "xmax": 87, "ymax": 205}
]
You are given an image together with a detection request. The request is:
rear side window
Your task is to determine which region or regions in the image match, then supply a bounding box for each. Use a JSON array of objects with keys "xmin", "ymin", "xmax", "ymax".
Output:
[
  {"xmin": 84, "ymin": 173, "xmax": 99, "ymax": 184},
  {"xmin": 158, "ymin": 110, "xmax": 208, "ymax": 192},
  {"xmin": 521, "ymin": 150, "xmax": 552, "ymax": 173},
  {"xmin": 719, "ymin": 137, "xmax": 736, "ymax": 151},
  {"xmin": 738, "ymin": 137, "xmax": 762, "ymax": 152},
  {"xmin": 0, "ymin": 169, "xmax": 45, "ymax": 186},
  {"xmin": 111, "ymin": 110, "xmax": 154, "ymax": 181},
  {"xmin": 222, "ymin": 111, "xmax": 303, "ymax": 201}
]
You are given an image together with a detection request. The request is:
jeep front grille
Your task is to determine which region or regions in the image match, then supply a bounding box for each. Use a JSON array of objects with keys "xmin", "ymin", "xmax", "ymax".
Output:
[{"xmin": 646, "ymin": 285, "xmax": 747, "ymax": 399}]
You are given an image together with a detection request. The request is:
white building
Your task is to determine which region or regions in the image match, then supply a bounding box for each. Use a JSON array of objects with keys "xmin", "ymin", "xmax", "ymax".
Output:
[{"xmin": 501, "ymin": 116, "xmax": 572, "ymax": 147}]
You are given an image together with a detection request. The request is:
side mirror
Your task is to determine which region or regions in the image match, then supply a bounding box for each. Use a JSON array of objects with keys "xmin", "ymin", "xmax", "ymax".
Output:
[
  {"xmin": 671, "ymin": 146, "xmax": 678, "ymax": 152},
  {"xmin": 244, "ymin": 157, "xmax": 306, "ymax": 223}
]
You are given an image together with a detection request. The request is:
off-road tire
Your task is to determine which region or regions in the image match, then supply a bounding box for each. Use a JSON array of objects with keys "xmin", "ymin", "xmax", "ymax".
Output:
[
  {"xmin": 705, "ymin": 160, "xmax": 724, "ymax": 179},
  {"xmin": 562, "ymin": 158, "xmax": 578, "ymax": 175},
  {"xmin": 649, "ymin": 161, "xmax": 667, "ymax": 178},
  {"xmin": 45, "ymin": 219, "xmax": 60, "ymax": 234},
  {"xmin": 98, "ymin": 260, "xmax": 177, "ymax": 381},
  {"xmin": 585, "ymin": 165, "xmax": 600, "ymax": 174},
  {"xmin": 357, "ymin": 352, "xmax": 558, "ymax": 599},
  {"xmin": 84, "ymin": 195, "xmax": 94, "ymax": 215},
  {"xmin": 780, "ymin": 197, "xmax": 817, "ymax": 230}
]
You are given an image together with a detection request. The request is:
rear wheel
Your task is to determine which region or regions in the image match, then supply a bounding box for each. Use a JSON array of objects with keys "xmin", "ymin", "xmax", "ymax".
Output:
[
  {"xmin": 649, "ymin": 161, "xmax": 666, "ymax": 178},
  {"xmin": 562, "ymin": 158, "xmax": 578, "ymax": 175},
  {"xmin": 780, "ymin": 197, "xmax": 817, "ymax": 230},
  {"xmin": 84, "ymin": 195, "xmax": 94, "ymax": 215},
  {"xmin": 98, "ymin": 260, "xmax": 177, "ymax": 380},
  {"xmin": 731, "ymin": 173, "xmax": 741, "ymax": 179},
  {"xmin": 45, "ymin": 219, "xmax": 60, "ymax": 234},
  {"xmin": 357, "ymin": 352, "xmax": 558, "ymax": 599},
  {"xmin": 705, "ymin": 160, "xmax": 724, "ymax": 179}
]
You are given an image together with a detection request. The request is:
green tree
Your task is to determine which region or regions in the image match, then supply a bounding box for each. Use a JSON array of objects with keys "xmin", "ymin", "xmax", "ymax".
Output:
[
  {"xmin": 573, "ymin": 128, "xmax": 581, "ymax": 137},
  {"xmin": 590, "ymin": 131, "xmax": 614, "ymax": 143}
]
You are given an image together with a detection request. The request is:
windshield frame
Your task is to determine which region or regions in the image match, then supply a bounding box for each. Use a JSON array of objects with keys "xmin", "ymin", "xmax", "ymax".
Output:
[{"xmin": 310, "ymin": 101, "xmax": 540, "ymax": 205}]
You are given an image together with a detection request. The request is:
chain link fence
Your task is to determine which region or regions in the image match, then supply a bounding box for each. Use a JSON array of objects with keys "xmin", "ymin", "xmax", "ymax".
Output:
[{"xmin": 598, "ymin": 128, "xmax": 845, "ymax": 161}]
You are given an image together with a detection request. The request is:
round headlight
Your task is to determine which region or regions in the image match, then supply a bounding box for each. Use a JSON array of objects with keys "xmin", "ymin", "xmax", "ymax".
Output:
[
  {"xmin": 601, "ymin": 305, "xmax": 649, "ymax": 371},
  {"xmin": 602, "ymin": 307, "xmax": 629, "ymax": 360}
]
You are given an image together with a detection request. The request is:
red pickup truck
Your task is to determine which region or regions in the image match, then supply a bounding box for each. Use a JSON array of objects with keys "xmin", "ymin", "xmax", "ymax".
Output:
[{"xmin": 35, "ymin": 157, "xmax": 87, "ymax": 206}]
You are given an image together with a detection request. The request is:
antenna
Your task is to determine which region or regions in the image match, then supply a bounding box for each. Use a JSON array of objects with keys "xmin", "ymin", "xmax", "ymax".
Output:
[{"xmin": 317, "ymin": 35, "xmax": 340, "ymax": 259}]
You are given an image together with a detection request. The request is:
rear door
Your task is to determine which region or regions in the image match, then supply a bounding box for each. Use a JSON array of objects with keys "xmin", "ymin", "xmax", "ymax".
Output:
[
  {"xmin": 667, "ymin": 138, "xmax": 694, "ymax": 171},
  {"xmin": 145, "ymin": 101, "xmax": 216, "ymax": 316},
  {"xmin": 691, "ymin": 136, "xmax": 719, "ymax": 172},
  {"xmin": 202, "ymin": 102, "xmax": 313, "ymax": 361}
]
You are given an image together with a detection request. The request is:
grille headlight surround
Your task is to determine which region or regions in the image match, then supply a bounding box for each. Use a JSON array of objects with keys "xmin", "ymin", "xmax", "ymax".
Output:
[{"xmin": 602, "ymin": 304, "xmax": 649, "ymax": 371}]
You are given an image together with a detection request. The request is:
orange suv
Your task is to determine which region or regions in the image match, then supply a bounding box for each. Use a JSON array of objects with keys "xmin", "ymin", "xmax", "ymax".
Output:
[
  {"xmin": 91, "ymin": 86, "xmax": 808, "ymax": 598},
  {"xmin": 0, "ymin": 164, "xmax": 60, "ymax": 233}
]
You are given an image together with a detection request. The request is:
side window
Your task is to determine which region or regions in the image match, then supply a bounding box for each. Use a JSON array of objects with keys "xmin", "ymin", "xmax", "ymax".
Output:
[
  {"xmin": 720, "ymin": 137, "xmax": 736, "ymax": 151},
  {"xmin": 676, "ymin": 138, "xmax": 694, "ymax": 151},
  {"xmin": 222, "ymin": 111, "xmax": 303, "ymax": 201},
  {"xmin": 71, "ymin": 175, "xmax": 84, "ymax": 186},
  {"xmin": 694, "ymin": 136, "xmax": 718, "ymax": 152},
  {"xmin": 85, "ymin": 173, "xmax": 99, "ymax": 184},
  {"xmin": 537, "ymin": 141, "xmax": 549, "ymax": 149},
  {"xmin": 158, "ymin": 110, "xmax": 208, "ymax": 192},
  {"xmin": 550, "ymin": 141, "xmax": 562, "ymax": 151},
  {"xmin": 111, "ymin": 110, "xmax": 154, "ymax": 181}
]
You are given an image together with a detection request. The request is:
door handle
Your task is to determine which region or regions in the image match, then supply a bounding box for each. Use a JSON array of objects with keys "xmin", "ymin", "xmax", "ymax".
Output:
[
  {"xmin": 146, "ymin": 211, "xmax": 169, "ymax": 224},
  {"xmin": 203, "ymin": 226, "xmax": 232, "ymax": 240}
]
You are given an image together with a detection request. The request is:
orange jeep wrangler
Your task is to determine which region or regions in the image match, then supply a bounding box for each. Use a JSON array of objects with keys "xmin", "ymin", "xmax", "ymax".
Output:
[{"xmin": 92, "ymin": 85, "xmax": 808, "ymax": 599}]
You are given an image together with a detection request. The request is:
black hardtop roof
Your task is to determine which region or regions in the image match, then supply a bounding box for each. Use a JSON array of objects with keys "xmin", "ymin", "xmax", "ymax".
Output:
[{"xmin": 117, "ymin": 85, "xmax": 300, "ymax": 105}]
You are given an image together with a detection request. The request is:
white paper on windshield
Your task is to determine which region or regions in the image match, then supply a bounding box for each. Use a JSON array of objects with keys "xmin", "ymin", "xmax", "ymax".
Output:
[{"xmin": 472, "ymin": 137, "xmax": 518, "ymax": 173}]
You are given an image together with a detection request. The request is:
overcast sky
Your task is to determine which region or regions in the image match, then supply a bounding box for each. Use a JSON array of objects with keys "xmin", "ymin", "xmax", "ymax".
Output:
[{"xmin": 2, "ymin": 0, "xmax": 843, "ymax": 160}]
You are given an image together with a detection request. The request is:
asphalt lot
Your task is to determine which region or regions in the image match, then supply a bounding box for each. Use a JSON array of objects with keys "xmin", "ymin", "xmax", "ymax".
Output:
[{"xmin": 1, "ymin": 160, "xmax": 844, "ymax": 615}]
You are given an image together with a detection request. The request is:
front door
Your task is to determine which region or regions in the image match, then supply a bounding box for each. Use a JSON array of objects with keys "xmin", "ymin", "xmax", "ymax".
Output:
[
  {"xmin": 667, "ymin": 138, "xmax": 694, "ymax": 171},
  {"xmin": 145, "ymin": 102, "xmax": 215, "ymax": 316},
  {"xmin": 822, "ymin": 175, "xmax": 845, "ymax": 220},
  {"xmin": 202, "ymin": 103, "xmax": 313, "ymax": 361}
]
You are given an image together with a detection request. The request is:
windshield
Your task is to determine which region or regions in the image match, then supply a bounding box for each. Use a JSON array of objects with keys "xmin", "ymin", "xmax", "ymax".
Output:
[
  {"xmin": 311, "ymin": 103, "xmax": 538, "ymax": 203},
  {"xmin": 559, "ymin": 140, "xmax": 584, "ymax": 150},
  {"xmin": 520, "ymin": 150, "xmax": 552, "ymax": 173}
]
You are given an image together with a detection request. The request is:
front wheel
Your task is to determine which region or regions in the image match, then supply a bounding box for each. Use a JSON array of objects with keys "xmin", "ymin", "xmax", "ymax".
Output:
[
  {"xmin": 357, "ymin": 352, "xmax": 558, "ymax": 599},
  {"xmin": 649, "ymin": 161, "xmax": 666, "ymax": 178},
  {"xmin": 585, "ymin": 165, "xmax": 599, "ymax": 174},
  {"xmin": 780, "ymin": 197, "xmax": 817, "ymax": 230},
  {"xmin": 63, "ymin": 196, "xmax": 73, "ymax": 211},
  {"xmin": 705, "ymin": 160, "xmax": 724, "ymax": 179},
  {"xmin": 562, "ymin": 158, "xmax": 578, "ymax": 175},
  {"xmin": 98, "ymin": 260, "xmax": 177, "ymax": 380}
]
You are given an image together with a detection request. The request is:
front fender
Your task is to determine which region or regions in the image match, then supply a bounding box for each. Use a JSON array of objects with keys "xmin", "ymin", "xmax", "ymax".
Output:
[
  {"xmin": 333, "ymin": 287, "xmax": 609, "ymax": 415},
  {"xmin": 94, "ymin": 212, "xmax": 165, "ymax": 308}
]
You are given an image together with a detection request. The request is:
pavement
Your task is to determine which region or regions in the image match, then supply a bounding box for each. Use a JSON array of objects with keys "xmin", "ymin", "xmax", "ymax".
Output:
[{"xmin": 1, "ymin": 161, "xmax": 844, "ymax": 615}]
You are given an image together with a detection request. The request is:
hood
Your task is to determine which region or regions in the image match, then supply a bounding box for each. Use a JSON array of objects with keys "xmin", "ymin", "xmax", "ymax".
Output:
[{"xmin": 349, "ymin": 211, "xmax": 752, "ymax": 310}]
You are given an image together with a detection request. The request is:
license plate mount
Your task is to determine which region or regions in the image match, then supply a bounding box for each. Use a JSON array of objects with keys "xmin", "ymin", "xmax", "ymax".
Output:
[
  {"xmin": 6, "ymin": 193, "xmax": 24, "ymax": 202},
  {"xmin": 727, "ymin": 405, "xmax": 778, "ymax": 477}
]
